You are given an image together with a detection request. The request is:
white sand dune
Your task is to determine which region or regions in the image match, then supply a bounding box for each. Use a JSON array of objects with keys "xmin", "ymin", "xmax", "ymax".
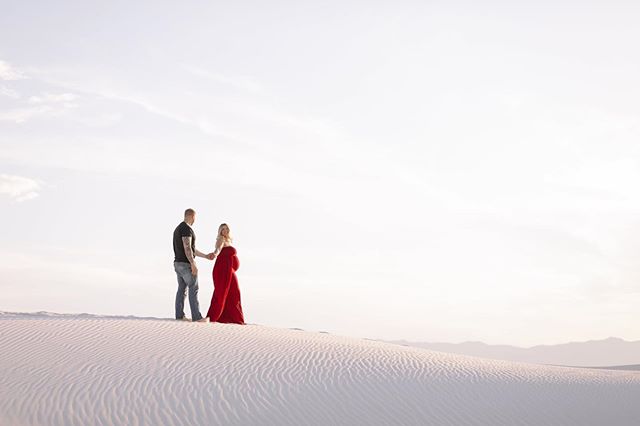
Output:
[{"xmin": 1, "ymin": 312, "xmax": 639, "ymax": 426}]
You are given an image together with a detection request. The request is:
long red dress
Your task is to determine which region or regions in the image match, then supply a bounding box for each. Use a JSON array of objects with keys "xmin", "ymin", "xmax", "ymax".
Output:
[{"xmin": 206, "ymin": 246, "xmax": 244, "ymax": 324}]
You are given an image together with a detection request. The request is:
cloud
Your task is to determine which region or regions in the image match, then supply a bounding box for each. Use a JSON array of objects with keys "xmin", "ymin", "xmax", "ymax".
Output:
[
  {"xmin": 3, "ymin": 66, "xmax": 475, "ymax": 220},
  {"xmin": 183, "ymin": 64, "xmax": 263, "ymax": 93},
  {"xmin": 0, "ymin": 174, "xmax": 42, "ymax": 202},
  {"xmin": 0, "ymin": 60, "xmax": 26, "ymax": 80},
  {"xmin": 0, "ymin": 106, "xmax": 54, "ymax": 124},
  {"xmin": 28, "ymin": 92, "xmax": 78, "ymax": 104},
  {"xmin": 0, "ymin": 85, "xmax": 21, "ymax": 99},
  {"xmin": 0, "ymin": 92, "xmax": 79, "ymax": 123}
]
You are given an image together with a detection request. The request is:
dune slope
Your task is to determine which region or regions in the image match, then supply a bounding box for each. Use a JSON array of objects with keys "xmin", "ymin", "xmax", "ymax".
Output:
[{"xmin": 1, "ymin": 312, "xmax": 639, "ymax": 426}]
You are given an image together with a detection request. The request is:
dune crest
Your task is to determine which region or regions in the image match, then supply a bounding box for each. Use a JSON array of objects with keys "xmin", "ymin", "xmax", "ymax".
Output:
[{"xmin": 1, "ymin": 313, "xmax": 639, "ymax": 425}]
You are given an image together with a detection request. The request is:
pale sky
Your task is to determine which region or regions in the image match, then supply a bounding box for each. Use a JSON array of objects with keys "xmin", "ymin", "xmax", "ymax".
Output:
[{"xmin": 1, "ymin": 1, "xmax": 639, "ymax": 346}]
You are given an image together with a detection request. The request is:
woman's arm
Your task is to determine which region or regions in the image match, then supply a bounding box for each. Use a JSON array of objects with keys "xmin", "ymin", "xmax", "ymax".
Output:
[{"xmin": 212, "ymin": 237, "xmax": 224, "ymax": 257}]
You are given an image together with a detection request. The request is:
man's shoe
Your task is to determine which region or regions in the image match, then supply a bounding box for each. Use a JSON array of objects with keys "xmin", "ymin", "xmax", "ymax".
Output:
[
  {"xmin": 196, "ymin": 317, "xmax": 210, "ymax": 323},
  {"xmin": 177, "ymin": 317, "xmax": 191, "ymax": 322}
]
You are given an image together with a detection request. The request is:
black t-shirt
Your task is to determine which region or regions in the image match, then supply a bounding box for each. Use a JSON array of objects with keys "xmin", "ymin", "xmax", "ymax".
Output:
[{"xmin": 173, "ymin": 221, "xmax": 195, "ymax": 263}]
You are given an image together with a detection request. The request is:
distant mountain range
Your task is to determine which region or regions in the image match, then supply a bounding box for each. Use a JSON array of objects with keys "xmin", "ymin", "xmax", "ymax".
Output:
[{"xmin": 388, "ymin": 337, "xmax": 640, "ymax": 368}]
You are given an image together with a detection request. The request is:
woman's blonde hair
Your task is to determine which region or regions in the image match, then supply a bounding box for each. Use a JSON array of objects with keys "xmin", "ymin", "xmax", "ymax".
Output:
[{"xmin": 217, "ymin": 223, "xmax": 233, "ymax": 244}]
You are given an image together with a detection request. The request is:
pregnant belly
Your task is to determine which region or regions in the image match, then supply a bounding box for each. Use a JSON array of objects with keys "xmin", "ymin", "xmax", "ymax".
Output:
[{"xmin": 232, "ymin": 256, "xmax": 240, "ymax": 271}]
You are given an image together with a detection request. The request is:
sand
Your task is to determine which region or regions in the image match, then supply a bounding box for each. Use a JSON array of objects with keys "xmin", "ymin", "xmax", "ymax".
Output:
[{"xmin": 1, "ymin": 312, "xmax": 639, "ymax": 425}]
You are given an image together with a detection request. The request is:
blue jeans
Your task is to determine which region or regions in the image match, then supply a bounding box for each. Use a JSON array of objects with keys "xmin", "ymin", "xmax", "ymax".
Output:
[{"xmin": 174, "ymin": 262, "xmax": 203, "ymax": 321}]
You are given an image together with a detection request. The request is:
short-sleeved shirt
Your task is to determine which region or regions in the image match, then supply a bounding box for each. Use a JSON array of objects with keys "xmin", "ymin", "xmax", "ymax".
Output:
[{"xmin": 173, "ymin": 221, "xmax": 195, "ymax": 263}]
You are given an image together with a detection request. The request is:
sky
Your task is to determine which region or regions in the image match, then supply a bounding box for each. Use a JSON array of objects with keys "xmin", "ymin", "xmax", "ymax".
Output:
[{"xmin": 1, "ymin": 0, "xmax": 639, "ymax": 346}]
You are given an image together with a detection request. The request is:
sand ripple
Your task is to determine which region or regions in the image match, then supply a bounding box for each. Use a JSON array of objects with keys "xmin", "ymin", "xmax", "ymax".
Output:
[{"xmin": 1, "ymin": 313, "xmax": 639, "ymax": 425}]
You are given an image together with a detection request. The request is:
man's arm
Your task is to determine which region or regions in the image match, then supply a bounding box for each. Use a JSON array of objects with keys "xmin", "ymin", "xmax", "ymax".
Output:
[
  {"xmin": 194, "ymin": 248, "xmax": 209, "ymax": 259},
  {"xmin": 182, "ymin": 236, "xmax": 198, "ymax": 276},
  {"xmin": 184, "ymin": 238, "xmax": 213, "ymax": 261},
  {"xmin": 182, "ymin": 236, "xmax": 196, "ymax": 264}
]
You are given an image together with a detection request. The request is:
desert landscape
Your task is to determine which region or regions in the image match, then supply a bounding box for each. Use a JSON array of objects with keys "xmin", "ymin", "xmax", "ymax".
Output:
[
  {"xmin": 1, "ymin": 312, "xmax": 639, "ymax": 426},
  {"xmin": 2, "ymin": 1, "xmax": 640, "ymax": 425}
]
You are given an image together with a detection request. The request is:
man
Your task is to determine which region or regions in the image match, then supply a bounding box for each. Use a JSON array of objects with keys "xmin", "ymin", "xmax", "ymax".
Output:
[{"xmin": 173, "ymin": 208, "xmax": 214, "ymax": 322}]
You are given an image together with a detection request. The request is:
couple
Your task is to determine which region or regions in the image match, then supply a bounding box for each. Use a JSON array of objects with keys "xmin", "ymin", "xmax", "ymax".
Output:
[{"xmin": 172, "ymin": 208, "xmax": 244, "ymax": 325}]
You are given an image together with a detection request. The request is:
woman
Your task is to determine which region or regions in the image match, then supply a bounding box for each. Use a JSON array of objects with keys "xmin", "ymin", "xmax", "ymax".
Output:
[{"xmin": 205, "ymin": 223, "xmax": 245, "ymax": 324}]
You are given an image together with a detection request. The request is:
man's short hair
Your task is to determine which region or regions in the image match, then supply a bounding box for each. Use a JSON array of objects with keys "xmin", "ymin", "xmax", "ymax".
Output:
[{"xmin": 184, "ymin": 208, "xmax": 196, "ymax": 217}]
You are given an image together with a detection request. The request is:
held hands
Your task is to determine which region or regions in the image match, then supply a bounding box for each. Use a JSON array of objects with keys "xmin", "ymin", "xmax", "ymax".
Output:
[{"xmin": 206, "ymin": 252, "xmax": 216, "ymax": 260}]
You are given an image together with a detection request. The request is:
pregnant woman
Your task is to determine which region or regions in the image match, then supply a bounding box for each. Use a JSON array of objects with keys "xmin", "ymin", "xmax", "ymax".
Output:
[{"xmin": 206, "ymin": 223, "xmax": 245, "ymax": 324}]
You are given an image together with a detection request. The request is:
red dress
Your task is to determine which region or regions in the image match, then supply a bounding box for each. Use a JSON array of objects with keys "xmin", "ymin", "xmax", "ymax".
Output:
[{"xmin": 206, "ymin": 246, "xmax": 244, "ymax": 324}]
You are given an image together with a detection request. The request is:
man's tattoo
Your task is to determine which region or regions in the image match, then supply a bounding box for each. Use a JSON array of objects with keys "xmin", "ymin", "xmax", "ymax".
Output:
[{"xmin": 182, "ymin": 236, "xmax": 195, "ymax": 263}]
